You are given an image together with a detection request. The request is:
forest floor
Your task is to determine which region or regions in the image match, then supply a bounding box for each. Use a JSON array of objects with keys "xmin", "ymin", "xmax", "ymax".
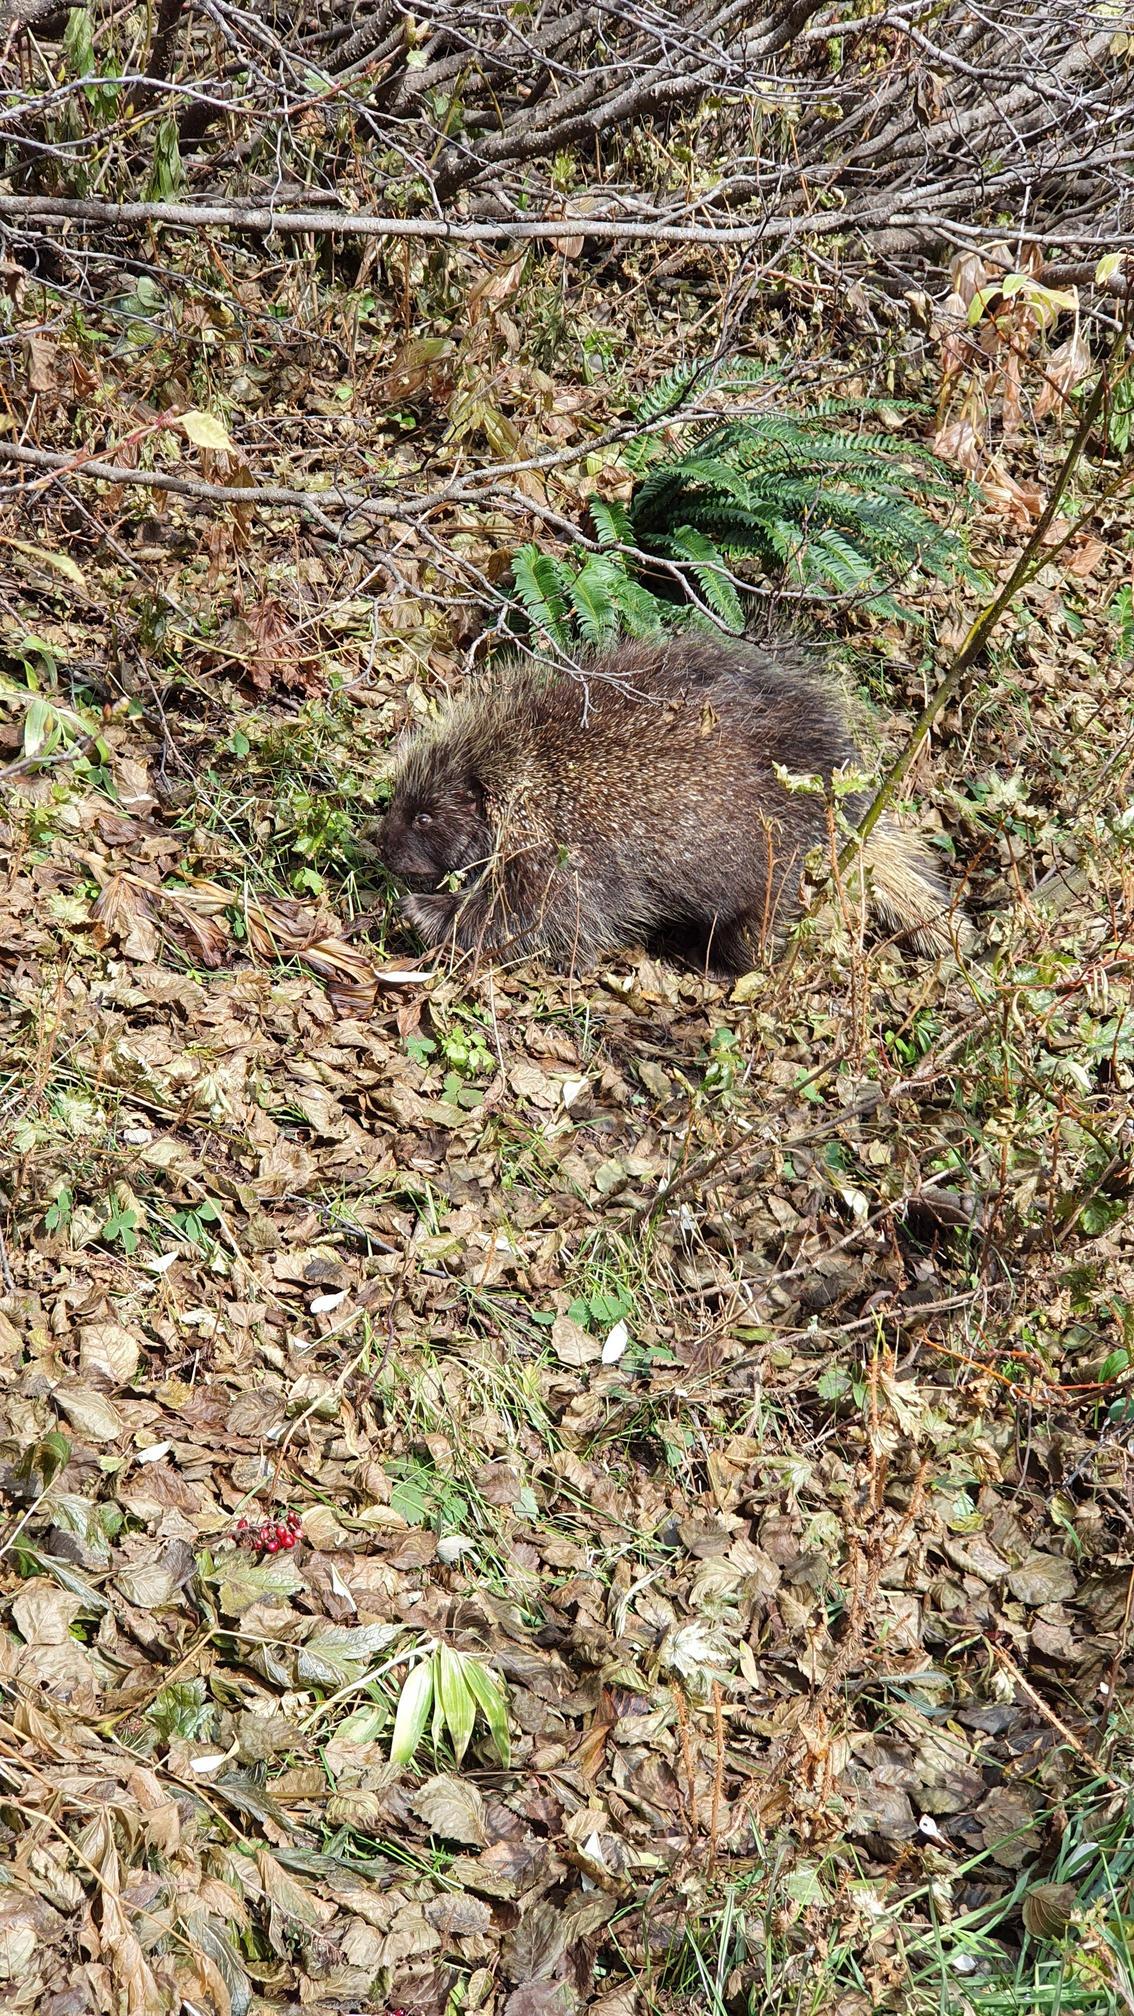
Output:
[{"xmin": 2, "ymin": 231, "xmax": 1134, "ymax": 2016}]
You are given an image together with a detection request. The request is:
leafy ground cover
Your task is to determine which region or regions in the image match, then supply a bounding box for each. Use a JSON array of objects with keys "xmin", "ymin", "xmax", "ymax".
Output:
[{"xmin": 1, "ymin": 224, "xmax": 1134, "ymax": 2016}]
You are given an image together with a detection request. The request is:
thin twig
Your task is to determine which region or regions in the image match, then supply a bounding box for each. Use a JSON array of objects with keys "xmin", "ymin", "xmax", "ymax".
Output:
[{"xmin": 991, "ymin": 1643, "xmax": 1131, "ymax": 1795}]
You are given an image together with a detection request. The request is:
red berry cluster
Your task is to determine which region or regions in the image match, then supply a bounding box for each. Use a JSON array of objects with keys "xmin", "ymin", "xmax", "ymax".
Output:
[{"xmin": 233, "ymin": 1508, "xmax": 302, "ymax": 1555}]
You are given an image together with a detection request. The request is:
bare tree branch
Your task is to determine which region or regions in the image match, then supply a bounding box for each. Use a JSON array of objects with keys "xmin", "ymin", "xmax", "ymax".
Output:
[{"xmin": 1, "ymin": 0, "xmax": 1128, "ymax": 290}]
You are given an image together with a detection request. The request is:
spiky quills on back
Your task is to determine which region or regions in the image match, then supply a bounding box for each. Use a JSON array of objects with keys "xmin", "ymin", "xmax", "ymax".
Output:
[{"xmin": 390, "ymin": 638, "xmax": 858, "ymax": 801}]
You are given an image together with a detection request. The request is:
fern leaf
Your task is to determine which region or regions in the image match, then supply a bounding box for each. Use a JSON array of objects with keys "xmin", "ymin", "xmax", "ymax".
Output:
[
  {"xmin": 651, "ymin": 500, "xmax": 779, "ymax": 562},
  {"xmin": 588, "ymin": 497, "xmax": 635, "ymax": 549},
  {"xmin": 638, "ymin": 454, "xmax": 755, "ymax": 508},
  {"xmin": 510, "ymin": 544, "xmax": 574, "ymax": 648},
  {"xmin": 664, "ymin": 526, "xmax": 746, "ymax": 631},
  {"xmin": 514, "ymin": 376, "xmax": 974, "ymax": 640},
  {"xmin": 607, "ymin": 570, "xmax": 670, "ymax": 636},
  {"xmin": 795, "ymin": 527, "xmax": 878, "ymax": 596},
  {"xmin": 624, "ymin": 467, "xmax": 689, "ymax": 525},
  {"xmin": 632, "ymin": 360, "xmax": 717, "ymax": 424},
  {"xmin": 567, "ymin": 557, "xmax": 621, "ymax": 645},
  {"xmin": 757, "ymin": 515, "xmax": 807, "ymax": 565}
]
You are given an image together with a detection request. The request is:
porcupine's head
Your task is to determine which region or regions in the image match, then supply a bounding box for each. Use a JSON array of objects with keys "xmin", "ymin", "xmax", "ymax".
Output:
[{"xmin": 377, "ymin": 724, "xmax": 493, "ymax": 894}]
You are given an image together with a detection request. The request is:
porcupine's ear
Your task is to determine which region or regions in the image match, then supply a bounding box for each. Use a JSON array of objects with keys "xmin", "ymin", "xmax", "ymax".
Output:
[{"xmin": 456, "ymin": 774, "xmax": 485, "ymax": 815}]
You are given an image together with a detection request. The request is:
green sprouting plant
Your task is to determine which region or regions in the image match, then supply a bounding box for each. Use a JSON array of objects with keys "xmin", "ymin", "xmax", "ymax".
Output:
[
  {"xmin": 101, "ymin": 1197, "xmax": 140, "ymax": 1255},
  {"xmin": 439, "ymin": 1019, "xmax": 494, "ymax": 1082},
  {"xmin": 386, "ymin": 1455, "xmax": 470, "ymax": 1531},
  {"xmin": 702, "ymin": 1026, "xmax": 742, "ymax": 1097},
  {"xmin": 3, "ymin": 667, "xmax": 114, "ymax": 792},
  {"xmin": 507, "ymin": 363, "xmax": 981, "ymax": 648},
  {"xmin": 389, "ymin": 1642, "xmax": 510, "ymax": 1768},
  {"xmin": 405, "ymin": 1010, "xmax": 495, "ymax": 1109},
  {"xmin": 172, "ymin": 1198, "xmax": 223, "ymax": 1249},
  {"xmin": 281, "ymin": 790, "xmax": 358, "ymax": 893},
  {"xmin": 566, "ymin": 1281, "xmax": 635, "ymax": 1333},
  {"xmin": 44, "ymin": 1187, "xmax": 74, "ymax": 1236}
]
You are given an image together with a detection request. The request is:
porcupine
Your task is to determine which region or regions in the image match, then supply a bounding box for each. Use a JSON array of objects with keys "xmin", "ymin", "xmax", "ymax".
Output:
[{"xmin": 376, "ymin": 635, "xmax": 967, "ymax": 972}]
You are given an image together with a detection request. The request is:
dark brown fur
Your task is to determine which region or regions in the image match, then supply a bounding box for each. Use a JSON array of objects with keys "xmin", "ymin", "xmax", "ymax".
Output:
[{"xmin": 376, "ymin": 637, "xmax": 965, "ymax": 971}]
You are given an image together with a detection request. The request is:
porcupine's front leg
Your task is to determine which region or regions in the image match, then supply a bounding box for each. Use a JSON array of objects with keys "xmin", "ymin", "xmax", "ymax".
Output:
[
  {"xmin": 403, "ymin": 889, "xmax": 461, "ymax": 946},
  {"xmin": 404, "ymin": 882, "xmax": 495, "ymax": 954}
]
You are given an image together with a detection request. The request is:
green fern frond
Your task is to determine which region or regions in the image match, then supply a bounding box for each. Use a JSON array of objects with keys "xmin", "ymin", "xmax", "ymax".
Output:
[
  {"xmin": 660, "ymin": 527, "xmax": 745, "ymax": 630},
  {"xmin": 589, "ymin": 497, "xmax": 635, "ymax": 548},
  {"xmin": 645, "ymin": 501, "xmax": 776, "ymax": 559},
  {"xmin": 511, "ymin": 544, "xmax": 574, "ymax": 649},
  {"xmin": 605, "ymin": 570, "xmax": 671, "ymax": 635},
  {"xmin": 795, "ymin": 526, "xmax": 878, "ymax": 594},
  {"xmin": 755, "ymin": 515, "xmax": 808, "ymax": 565},
  {"xmin": 631, "ymin": 361, "xmax": 721, "ymax": 425},
  {"xmin": 506, "ymin": 374, "xmax": 975, "ymax": 648},
  {"xmin": 633, "ymin": 455, "xmax": 756, "ymax": 524},
  {"xmin": 567, "ymin": 556, "xmax": 623, "ymax": 645}
]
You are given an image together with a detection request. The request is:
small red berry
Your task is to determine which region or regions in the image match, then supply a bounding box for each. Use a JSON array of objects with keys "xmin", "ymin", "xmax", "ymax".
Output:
[{"xmin": 265, "ymin": 1537, "xmax": 280, "ymax": 1552}]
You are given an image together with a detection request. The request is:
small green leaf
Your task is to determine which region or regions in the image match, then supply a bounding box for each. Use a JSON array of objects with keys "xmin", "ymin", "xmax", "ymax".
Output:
[
  {"xmin": 816, "ymin": 1365, "xmax": 850, "ymax": 1402},
  {"xmin": 63, "ymin": 6, "xmax": 94, "ymax": 77},
  {"xmin": 390, "ymin": 1470, "xmax": 431, "ymax": 1526},
  {"xmin": 101, "ymin": 1203, "xmax": 140, "ymax": 1255},
  {"xmin": 390, "ymin": 1657, "xmax": 434, "ymax": 1764},
  {"xmin": 336, "ymin": 1702, "xmax": 387, "ymax": 1744},
  {"xmin": 146, "ymin": 114, "xmax": 184, "ymax": 202},
  {"xmin": 437, "ymin": 1643, "xmax": 476, "ymax": 1765},
  {"xmin": 462, "ymin": 1657, "xmax": 511, "ymax": 1767},
  {"xmin": 1080, "ymin": 1196, "xmax": 1127, "ymax": 1236},
  {"xmin": 46, "ymin": 1181, "xmax": 74, "ymax": 1236},
  {"xmin": 210, "ymin": 1550, "xmax": 304, "ymax": 1618},
  {"xmin": 10, "ymin": 540, "xmax": 86, "ymax": 588},
  {"xmin": 1000, "ymin": 273, "xmax": 1078, "ymax": 317},
  {"xmin": 39, "ymin": 1430, "xmax": 72, "ymax": 1483},
  {"xmin": 22, "ymin": 697, "xmax": 61, "ymax": 761}
]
